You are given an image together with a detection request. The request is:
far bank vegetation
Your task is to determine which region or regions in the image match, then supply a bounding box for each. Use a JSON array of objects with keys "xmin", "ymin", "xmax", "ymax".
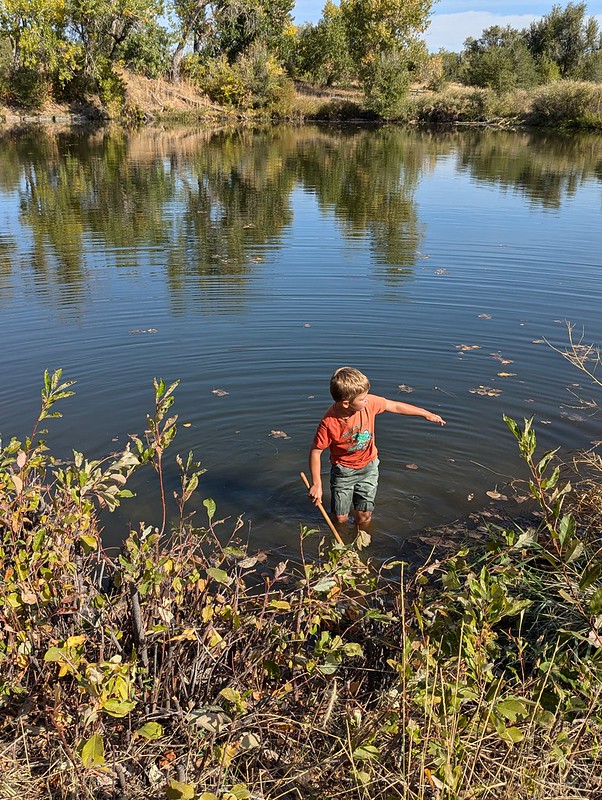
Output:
[{"xmin": 1, "ymin": 1, "xmax": 602, "ymax": 129}]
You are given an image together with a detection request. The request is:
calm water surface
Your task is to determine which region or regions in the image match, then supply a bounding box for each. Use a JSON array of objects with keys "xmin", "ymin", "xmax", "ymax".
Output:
[{"xmin": 1, "ymin": 124, "xmax": 601, "ymax": 556}]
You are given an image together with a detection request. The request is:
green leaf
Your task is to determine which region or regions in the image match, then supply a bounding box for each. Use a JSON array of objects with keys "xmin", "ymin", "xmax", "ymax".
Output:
[
  {"xmin": 558, "ymin": 514, "xmax": 576, "ymax": 547},
  {"xmin": 166, "ymin": 779, "xmax": 196, "ymax": 799},
  {"xmin": 220, "ymin": 688, "xmax": 240, "ymax": 703},
  {"xmin": 343, "ymin": 642, "xmax": 364, "ymax": 657},
  {"xmin": 102, "ymin": 699, "xmax": 136, "ymax": 718},
  {"xmin": 496, "ymin": 698, "xmax": 529, "ymax": 723},
  {"xmin": 499, "ymin": 725, "xmax": 524, "ymax": 744},
  {"xmin": 207, "ymin": 567, "xmax": 231, "ymax": 585},
  {"xmin": 589, "ymin": 586, "xmax": 602, "ymax": 616},
  {"xmin": 80, "ymin": 534, "xmax": 98, "ymax": 552},
  {"xmin": 229, "ymin": 785, "xmax": 251, "ymax": 799},
  {"xmin": 44, "ymin": 646, "xmax": 64, "ymax": 662},
  {"xmin": 580, "ymin": 563, "xmax": 602, "ymax": 590},
  {"xmin": 80, "ymin": 733, "xmax": 105, "ymax": 768},
  {"xmin": 203, "ymin": 497, "xmax": 216, "ymax": 523},
  {"xmin": 313, "ymin": 577, "xmax": 337, "ymax": 593},
  {"xmin": 137, "ymin": 721, "xmax": 163, "ymax": 740},
  {"xmin": 352, "ymin": 744, "xmax": 380, "ymax": 761}
]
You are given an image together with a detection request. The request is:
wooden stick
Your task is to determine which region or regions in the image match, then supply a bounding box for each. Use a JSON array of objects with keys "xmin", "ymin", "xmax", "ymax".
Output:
[{"xmin": 299, "ymin": 472, "xmax": 345, "ymax": 545}]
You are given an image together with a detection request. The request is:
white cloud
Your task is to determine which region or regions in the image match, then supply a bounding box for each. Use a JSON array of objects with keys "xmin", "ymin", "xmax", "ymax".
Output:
[{"xmin": 424, "ymin": 12, "xmax": 537, "ymax": 52}]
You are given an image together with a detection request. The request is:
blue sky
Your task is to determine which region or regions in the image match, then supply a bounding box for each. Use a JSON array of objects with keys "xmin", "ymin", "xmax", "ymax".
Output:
[{"xmin": 293, "ymin": 1, "xmax": 602, "ymax": 52}]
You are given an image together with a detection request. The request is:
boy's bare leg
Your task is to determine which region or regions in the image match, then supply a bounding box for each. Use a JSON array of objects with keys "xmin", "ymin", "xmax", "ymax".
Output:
[{"xmin": 353, "ymin": 510, "xmax": 372, "ymax": 527}]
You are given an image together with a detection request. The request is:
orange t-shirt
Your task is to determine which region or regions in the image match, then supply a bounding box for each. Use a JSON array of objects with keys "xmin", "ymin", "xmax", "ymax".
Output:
[{"xmin": 313, "ymin": 394, "xmax": 388, "ymax": 469}]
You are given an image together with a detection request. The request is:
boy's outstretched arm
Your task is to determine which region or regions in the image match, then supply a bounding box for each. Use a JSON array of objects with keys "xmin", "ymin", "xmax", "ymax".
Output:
[
  {"xmin": 308, "ymin": 447, "xmax": 323, "ymax": 505},
  {"xmin": 384, "ymin": 399, "xmax": 446, "ymax": 425}
]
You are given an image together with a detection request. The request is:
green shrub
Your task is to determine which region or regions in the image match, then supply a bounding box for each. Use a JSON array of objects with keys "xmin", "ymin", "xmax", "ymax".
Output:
[
  {"xmin": 189, "ymin": 43, "xmax": 295, "ymax": 115},
  {"xmin": 412, "ymin": 87, "xmax": 499, "ymax": 124},
  {"xmin": 308, "ymin": 98, "xmax": 377, "ymax": 120},
  {"xmin": 4, "ymin": 66, "xmax": 51, "ymax": 110},
  {"xmin": 530, "ymin": 80, "xmax": 602, "ymax": 128},
  {"xmin": 187, "ymin": 53, "xmax": 246, "ymax": 107},
  {"xmin": 235, "ymin": 42, "xmax": 295, "ymax": 113},
  {"xmin": 362, "ymin": 49, "xmax": 410, "ymax": 119}
]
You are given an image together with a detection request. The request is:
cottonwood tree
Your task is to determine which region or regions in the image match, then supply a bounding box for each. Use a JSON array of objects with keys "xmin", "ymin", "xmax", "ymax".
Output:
[
  {"xmin": 65, "ymin": 0, "xmax": 162, "ymax": 84},
  {"xmin": 525, "ymin": 2, "xmax": 602, "ymax": 79},
  {"xmin": 462, "ymin": 25, "xmax": 539, "ymax": 92},
  {"xmin": 339, "ymin": 0, "xmax": 432, "ymax": 114},
  {"xmin": 295, "ymin": 0, "xmax": 354, "ymax": 86},
  {"xmin": 0, "ymin": 0, "xmax": 79, "ymax": 105},
  {"xmin": 170, "ymin": 0, "xmax": 293, "ymax": 81}
]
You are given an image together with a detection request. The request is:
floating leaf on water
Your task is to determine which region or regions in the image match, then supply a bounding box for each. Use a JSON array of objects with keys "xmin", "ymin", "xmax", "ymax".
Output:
[
  {"xmin": 303, "ymin": 323, "xmax": 311, "ymax": 328},
  {"xmin": 490, "ymin": 353, "xmax": 513, "ymax": 364},
  {"xmin": 182, "ymin": 422, "xmax": 192, "ymax": 427},
  {"xmin": 398, "ymin": 384, "xmax": 414, "ymax": 392},
  {"xmin": 467, "ymin": 493, "xmax": 474, "ymax": 501},
  {"xmin": 497, "ymin": 372, "xmax": 516, "ymax": 377},
  {"xmin": 307, "ymin": 394, "xmax": 315, "ymax": 399},
  {"xmin": 540, "ymin": 420, "xmax": 552, "ymax": 425},
  {"xmin": 532, "ymin": 339, "xmax": 545, "ymax": 344},
  {"xmin": 455, "ymin": 344, "xmax": 480, "ymax": 351},
  {"xmin": 469, "ymin": 386, "xmax": 502, "ymax": 397},
  {"xmin": 269, "ymin": 430, "xmax": 290, "ymax": 439},
  {"xmin": 486, "ymin": 490, "xmax": 508, "ymax": 500},
  {"xmin": 478, "ymin": 313, "xmax": 492, "ymax": 319},
  {"xmin": 405, "ymin": 463, "xmax": 419, "ymax": 470},
  {"xmin": 212, "ymin": 388, "xmax": 229, "ymax": 397}
]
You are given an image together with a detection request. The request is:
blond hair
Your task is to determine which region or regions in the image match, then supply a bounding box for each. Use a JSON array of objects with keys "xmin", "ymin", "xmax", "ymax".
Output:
[{"xmin": 330, "ymin": 367, "xmax": 370, "ymax": 402}]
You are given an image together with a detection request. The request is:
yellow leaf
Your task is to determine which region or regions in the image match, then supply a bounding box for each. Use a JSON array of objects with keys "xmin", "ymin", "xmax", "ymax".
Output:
[
  {"xmin": 66, "ymin": 635, "xmax": 86, "ymax": 648},
  {"xmin": 169, "ymin": 628, "xmax": 197, "ymax": 642},
  {"xmin": 497, "ymin": 372, "xmax": 516, "ymax": 377},
  {"xmin": 166, "ymin": 779, "xmax": 196, "ymax": 799}
]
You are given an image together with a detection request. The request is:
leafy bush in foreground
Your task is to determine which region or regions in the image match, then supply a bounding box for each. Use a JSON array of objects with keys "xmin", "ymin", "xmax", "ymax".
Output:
[{"xmin": 1, "ymin": 371, "xmax": 601, "ymax": 799}]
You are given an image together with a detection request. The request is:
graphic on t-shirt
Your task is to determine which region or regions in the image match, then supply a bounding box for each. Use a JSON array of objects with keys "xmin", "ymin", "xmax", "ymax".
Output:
[{"xmin": 343, "ymin": 426, "xmax": 372, "ymax": 452}]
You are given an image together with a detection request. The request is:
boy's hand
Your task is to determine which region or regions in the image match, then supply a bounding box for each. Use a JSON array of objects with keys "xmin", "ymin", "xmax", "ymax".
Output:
[
  {"xmin": 426, "ymin": 412, "xmax": 446, "ymax": 425},
  {"xmin": 309, "ymin": 482, "xmax": 322, "ymax": 506}
]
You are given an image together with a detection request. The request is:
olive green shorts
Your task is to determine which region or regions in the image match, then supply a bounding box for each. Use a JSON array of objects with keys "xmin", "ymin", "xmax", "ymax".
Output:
[{"xmin": 330, "ymin": 458, "xmax": 379, "ymax": 517}]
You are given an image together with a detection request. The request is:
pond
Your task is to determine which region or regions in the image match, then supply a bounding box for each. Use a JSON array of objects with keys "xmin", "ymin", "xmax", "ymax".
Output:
[{"xmin": 1, "ymin": 123, "xmax": 601, "ymax": 556}]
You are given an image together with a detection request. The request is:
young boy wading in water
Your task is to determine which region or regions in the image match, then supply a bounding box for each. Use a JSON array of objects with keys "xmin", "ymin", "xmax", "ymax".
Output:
[{"xmin": 308, "ymin": 367, "xmax": 446, "ymax": 528}]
